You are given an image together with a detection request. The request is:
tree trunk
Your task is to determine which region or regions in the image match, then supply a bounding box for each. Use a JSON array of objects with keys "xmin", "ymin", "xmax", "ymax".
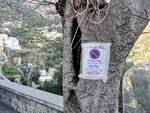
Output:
[{"xmin": 56, "ymin": 0, "xmax": 150, "ymax": 113}]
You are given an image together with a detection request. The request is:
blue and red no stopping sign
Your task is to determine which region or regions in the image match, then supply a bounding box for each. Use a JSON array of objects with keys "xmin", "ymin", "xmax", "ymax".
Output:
[{"xmin": 89, "ymin": 48, "xmax": 101, "ymax": 59}]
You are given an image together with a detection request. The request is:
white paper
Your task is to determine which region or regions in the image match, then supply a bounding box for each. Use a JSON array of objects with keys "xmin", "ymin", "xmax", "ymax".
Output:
[{"xmin": 79, "ymin": 42, "xmax": 111, "ymax": 82}]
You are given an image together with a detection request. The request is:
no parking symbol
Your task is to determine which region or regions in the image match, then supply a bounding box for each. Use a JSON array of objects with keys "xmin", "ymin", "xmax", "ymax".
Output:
[{"xmin": 89, "ymin": 48, "xmax": 101, "ymax": 59}]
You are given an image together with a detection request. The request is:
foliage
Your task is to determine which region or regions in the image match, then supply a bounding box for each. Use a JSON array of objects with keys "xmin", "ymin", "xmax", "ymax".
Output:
[
  {"xmin": 19, "ymin": 65, "xmax": 40, "ymax": 86},
  {"xmin": 0, "ymin": 0, "xmax": 63, "ymax": 95},
  {"xmin": 119, "ymin": 25, "xmax": 150, "ymax": 112},
  {"xmin": 38, "ymin": 38, "xmax": 63, "ymax": 95},
  {"xmin": 41, "ymin": 37, "xmax": 63, "ymax": 71},
  {"xmin": 20, "ymin": 77, "xmax": 28, "ymax": 86},
  {"xmin": 25, "ymin": 43, "xmax": 38, "ymax": 49},
  {"xmin": 9, "ymin": 27, "xmax": 41, "ymax": 39},
  {"xmin": 9, "ymin": 26, "xmax": 47, "ymax": 48},
  {"xmin": 127, "ymin": 25, "xmax": 150, "ymax": 64},
  {"xmin": 53, "ymin": 65, "xmax": 63, "ymax": 94},
  {"xmin": 37, "ymin": 66, "xmax": 63, "ymax": 95},
  {"xmin": 13, "ymin": 53, "xmax": 22, "ymax": 58},
  {"xmin": 0, "ymin": 0, "xmax": 50, "ymax": 27},
  {"xmin": 2, "ymin": 64, "xmax": 21, "ymax": 76},
  {"xmin": 38, "ymin": 80, "xmax": 62, "ymax": 95},
  {"xmin": 119, "ymin": 26, "xmax": 150, "ymax": 113},
  {"xmin": 30, "ymin": 68, "xmax": 41, "ymax": 84}
]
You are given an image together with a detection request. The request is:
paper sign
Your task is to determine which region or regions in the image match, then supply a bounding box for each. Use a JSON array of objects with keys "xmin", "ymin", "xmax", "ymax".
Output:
[{"xmin": 79, "ymin": 42, "xmax": 111, "ymax": 82}]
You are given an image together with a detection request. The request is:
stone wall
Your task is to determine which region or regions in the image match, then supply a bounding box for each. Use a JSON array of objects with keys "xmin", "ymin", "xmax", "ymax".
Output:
[
  {"xmin": 123, "ymin": 62, "xmax": 150, "ymax": 113},
  {"xmin": 0, "ymin": 80, "xmax": 63, "ymax": 113}
]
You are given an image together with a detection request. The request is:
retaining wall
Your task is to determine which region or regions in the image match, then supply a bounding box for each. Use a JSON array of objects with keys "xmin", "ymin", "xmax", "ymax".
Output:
[{"xmin": 0, "ymin": 80, "xmax": 63, "ymax": 113}]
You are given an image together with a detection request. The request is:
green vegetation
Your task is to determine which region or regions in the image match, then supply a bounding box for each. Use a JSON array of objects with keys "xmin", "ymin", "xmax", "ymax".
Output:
[
  {"xmin": 119, "ymin": 24, "xmax": 150, "ymax": 113},
  {"xmin": 0, "ymin": 0, "xmax": 63, "ymax": 95},
  {"xmin": 9, "ymin": 26, "xmax": 47, "ymax": 48},
  {"xmin": 128, "ymin": 36, "xmax": 150, "ymax": 63},
  {"xmin": 20, "ymin": 66, "xmax": 40, "ymax": 86},
  {"xmin": 2, "ymin": 64, "xmax": 21, "ymax": 76},
  {"xmin": 39, "ymin": 37, "xmax": 63, "ymax": 95},
  {"xmin": 119, "ymin": 25, "xmax": 150, "ymax": 113},
  {"xmin": 0, "ymin": 0, "xmax": 50, "ymax": 27},
  {"xmin": 8, "ymin": 26, "xmax": 63, "ymax": 94},
  {"xmin": 127, "ymin": 25, "xmax": 150, "ymax": 64},
  {"xmin": 43, "ymin": 37, "xmax": 63, "ymax": 71},
  {"xmin": 38, "ymin": 80, "xmax": 62, "ymax": 95}
]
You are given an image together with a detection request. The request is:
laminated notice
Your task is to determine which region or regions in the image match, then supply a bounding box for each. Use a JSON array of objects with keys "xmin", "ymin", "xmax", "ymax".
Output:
[{"xmin": 79, "ymin": 42, "xmax": 111, "ymax": 82}]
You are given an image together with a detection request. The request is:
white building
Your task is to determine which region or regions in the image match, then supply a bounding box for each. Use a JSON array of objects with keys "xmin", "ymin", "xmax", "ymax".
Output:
[
  {"xmin": 0, "ymin": 37, "xmax": 4, "ymax": 53},
  {"xmin": 39, "ymin": 70, "xmax": 47, "ymax": 76},
  {"xmin": 47, "ymin": 68, "xmax": 56, "ymax": 77},
  {"xmin": 42, "ymin": 30, "xmax": 63, "ymax": 41},
  {"xmin": 0, "ymin": 34, "xmax": 8, "ymax": 53},
  {"xmin": 39, "ymin": 70, "xmax": 52, "ymax": 82},
  {"xmin": 2, "ymin": 21, "xmax": 22, "ymax": 29},
  {"xmin": 39, "ymin": 76, "xmax": 52, "ymax": 82},
  {"xmin": 4, "ymin": 37, "xmax": 21, "ymax": 49}
]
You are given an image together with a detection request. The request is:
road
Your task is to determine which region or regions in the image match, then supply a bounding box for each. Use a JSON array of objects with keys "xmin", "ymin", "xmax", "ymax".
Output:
[{"xmin": 0, "ymin": 102, "xmax": 17, "ymax": 113}]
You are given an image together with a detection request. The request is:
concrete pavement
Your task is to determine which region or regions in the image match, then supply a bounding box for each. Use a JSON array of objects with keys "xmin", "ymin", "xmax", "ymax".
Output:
[{"xmin": 0, "ymin": 102, "xmax": 17, "ymax": 113}]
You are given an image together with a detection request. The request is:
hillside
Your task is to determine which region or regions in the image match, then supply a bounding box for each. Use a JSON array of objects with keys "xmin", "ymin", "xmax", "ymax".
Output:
[{"xmin": 127, "ymin": 23, "xmax": 150, "ymax": 64}]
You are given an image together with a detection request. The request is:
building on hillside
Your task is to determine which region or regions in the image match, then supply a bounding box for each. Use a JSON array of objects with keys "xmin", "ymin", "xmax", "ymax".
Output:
[
  {"xmin": 4, "ymin": 37, "xmax": 21, "ymax": 49},
  {"xmin": 0, "ymin": 37, "xmax": 4, "ymax": 53},
  {"xmin": 39, "ymin": 69, "xmax": 53, "ymax": 82},
  {"xmin": 1, "ymin": 21, "xmax": 22, "ymax": 29},
  {"xmin": 47, "ymin": 68, "xmax": 56, "ymax": 77},
  {"xmin": 42, "ymin": 30, "xmax": 63, "ymax": 41},
  {"xmin": 39, "ymin": 68, "xmax": 57, "ymax": 82},
  {"xmin": 0, "ymin": 28, "xmax": 10, "ymax": 33},
  {"xmin": 39, "ymin": 70, "xmax": 47, "ymax": 76},
  {"xmin": 39, "ymin": 76, "xmax": 52, "ymax": 82},
  {"xmin": 37, "ymin": 26, "xmax": 63, "ymax": 41},
  {"xmin": 0, "ymin": 34, "xmax": 8, "ymax": 53}
]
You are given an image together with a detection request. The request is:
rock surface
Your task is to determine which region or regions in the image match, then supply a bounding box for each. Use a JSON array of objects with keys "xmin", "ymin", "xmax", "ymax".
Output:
[{"xmin": 123, "ymin": 62, "xmax": 150, "ymax": 113}]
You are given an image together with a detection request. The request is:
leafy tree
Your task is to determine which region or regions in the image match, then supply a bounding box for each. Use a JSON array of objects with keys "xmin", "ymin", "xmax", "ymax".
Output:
[
  {"xmin": 42, "ymin": 37, "xmax": 63, "ymax": 71},
  {"xmin": 56, "ymin": 0, "xmax": 150, "ymax": 113},
  {"xmin": 19, "ymin": 65, "xmax": 40, "ymax": 86},
  {"xmin": 39, "ymin": 37, "xmax": 63, "ymax": 95}
]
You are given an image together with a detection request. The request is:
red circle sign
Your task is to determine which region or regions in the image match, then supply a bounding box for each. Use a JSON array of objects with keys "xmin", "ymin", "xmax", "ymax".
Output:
[{"xmin": 89, "ymin": 48, "xmax": 100, "ymax": 59}]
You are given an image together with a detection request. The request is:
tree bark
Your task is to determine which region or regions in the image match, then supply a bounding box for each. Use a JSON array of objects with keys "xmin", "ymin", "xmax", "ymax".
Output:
[{"xmin": 56, "ymin": 0, "xmax": 150, "ymax": 113}]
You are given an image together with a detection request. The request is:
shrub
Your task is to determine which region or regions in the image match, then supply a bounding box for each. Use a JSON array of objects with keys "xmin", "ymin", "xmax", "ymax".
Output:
[
  {"xmin": 38, "ymin": 80, "xmax": 62, "ymax": 95},
  {"xmin": 2, "ymin": 64, "xmax": 20, "ymax": 76}
]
